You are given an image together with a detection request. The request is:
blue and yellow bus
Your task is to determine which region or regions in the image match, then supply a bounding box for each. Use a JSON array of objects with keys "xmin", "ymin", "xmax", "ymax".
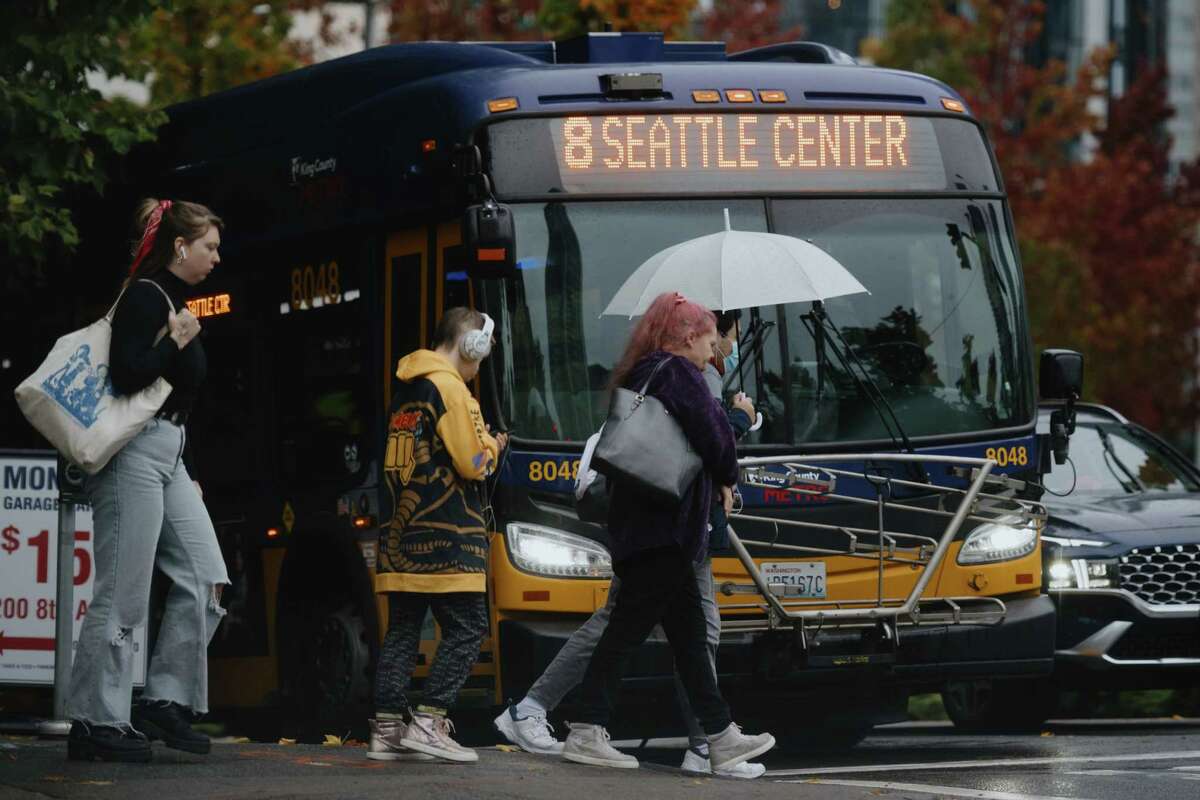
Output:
[{"xmin": 131, "ymin": 33, "xmax": 1078, "ymax": 742}]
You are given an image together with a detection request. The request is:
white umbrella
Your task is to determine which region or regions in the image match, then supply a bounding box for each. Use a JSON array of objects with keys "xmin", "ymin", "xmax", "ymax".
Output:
[{"xmin": 602, "ymin": 209, "xmax": 869, "ymax": 317}]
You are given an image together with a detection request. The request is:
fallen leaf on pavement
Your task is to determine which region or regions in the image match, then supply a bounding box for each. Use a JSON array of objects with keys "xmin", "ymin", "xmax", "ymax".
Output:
[
  {"xmin": 1040, "ymin": 731, "xmax": 1054, "ymax": 737},
  {"xmin": 278, "ymin": 738, "xmax": 297, "ymax": 745},
  {"xmin": 322, "ymin": 733, "xmax": 346, "ymax": 747},
  {"xmin": 495, "ymin": 744, "xmax": 519, "ymax": 752}
]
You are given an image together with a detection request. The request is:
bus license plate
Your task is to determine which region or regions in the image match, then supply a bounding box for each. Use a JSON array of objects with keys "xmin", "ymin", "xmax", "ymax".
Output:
[{"xmin": 760, "ymin": 561, "xmax": 826, "ymax": 598}]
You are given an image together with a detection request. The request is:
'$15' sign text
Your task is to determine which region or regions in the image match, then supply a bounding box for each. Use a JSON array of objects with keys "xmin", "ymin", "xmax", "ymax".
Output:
[{"xmin": 2, "ymin": 524, "xmax": 92, "ymax": 586}]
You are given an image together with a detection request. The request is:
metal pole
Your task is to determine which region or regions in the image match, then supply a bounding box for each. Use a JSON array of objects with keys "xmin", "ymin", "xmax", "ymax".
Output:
[
  {"xmin": 52, "ymin": 503, "xmax": 75, "ymax": 719},
  {"xmin": 363, "ymin": 0, "xmax": 375, "ymax": 50},
  {"xmin": 51, "ymin": 456, "xmax": 84, "ymax": 724}
]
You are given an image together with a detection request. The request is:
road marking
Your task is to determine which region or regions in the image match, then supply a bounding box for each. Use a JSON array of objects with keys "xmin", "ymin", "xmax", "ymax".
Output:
[
  {"xmin": 792, "ymin": 778, "xmax": 1093, "ymax": 800},
  {"xmin": 765, "ymin": 749, "xmax": 1200, "ymax": 777}
]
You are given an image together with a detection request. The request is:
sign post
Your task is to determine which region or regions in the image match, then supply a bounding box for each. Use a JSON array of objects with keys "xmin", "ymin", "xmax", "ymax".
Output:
[{"xmin": 52, "ymin": 455, "xmax": 86, "ymax": 722}]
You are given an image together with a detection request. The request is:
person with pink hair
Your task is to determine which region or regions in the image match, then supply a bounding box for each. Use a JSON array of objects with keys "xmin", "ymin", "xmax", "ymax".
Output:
[{"xmin": 552, "ymin": 292, "xmax": 774, "ymax": 771}]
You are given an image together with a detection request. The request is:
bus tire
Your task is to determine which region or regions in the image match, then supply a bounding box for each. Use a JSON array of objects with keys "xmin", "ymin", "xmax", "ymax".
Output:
[
  {"xmin": 275, "ymin": 521, "xmax": 377, "ymax": 737},
  {"xmin": 279, "ymin": 603, "xmax": 372, "ymax": 734},
  {"xmin": 942, "ymin": 678, "xmax": 1055, "ymax": 732}
]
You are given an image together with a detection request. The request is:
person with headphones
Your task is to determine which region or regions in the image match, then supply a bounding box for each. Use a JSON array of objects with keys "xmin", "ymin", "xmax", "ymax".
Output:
[{"xmin": 368, "ymin": 307, "xmax": 507, "ymax": 763}]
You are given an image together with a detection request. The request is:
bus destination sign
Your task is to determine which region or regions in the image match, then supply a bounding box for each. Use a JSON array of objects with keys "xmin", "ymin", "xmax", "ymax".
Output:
[{"xmin": 488, "ymin": 113, "xmax": 949, "ymax": 196}]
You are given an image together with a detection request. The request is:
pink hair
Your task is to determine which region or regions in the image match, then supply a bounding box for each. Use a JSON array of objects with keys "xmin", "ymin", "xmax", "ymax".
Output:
[{"xmin": 610, "ymin": 292, "xmax": 716, "ymax": 389}]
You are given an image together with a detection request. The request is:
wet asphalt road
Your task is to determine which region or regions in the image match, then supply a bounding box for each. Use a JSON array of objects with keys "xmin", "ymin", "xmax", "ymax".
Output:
[
  {"xmin": 679, "ymin": 718, "xmax": 1200, "ymax": 799},
  {"xmin": 5, "ymin": 718, "xmax": 1200, "ymax": 799}
]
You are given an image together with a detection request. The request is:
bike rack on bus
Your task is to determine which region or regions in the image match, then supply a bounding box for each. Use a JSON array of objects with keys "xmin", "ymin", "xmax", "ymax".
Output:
[{"xmin": 721, "ymin": 453, "xmax": 1045, "ymax": 653}]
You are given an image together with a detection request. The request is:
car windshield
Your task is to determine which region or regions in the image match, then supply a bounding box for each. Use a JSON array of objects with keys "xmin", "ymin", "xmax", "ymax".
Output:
[
  {"xmin": 480, "ymin": 198, "xmax": 1032, "ymax": 444},
  {"xmin": 1044, "ymin": 423, "xmax": 1200, "ymax": 495}
]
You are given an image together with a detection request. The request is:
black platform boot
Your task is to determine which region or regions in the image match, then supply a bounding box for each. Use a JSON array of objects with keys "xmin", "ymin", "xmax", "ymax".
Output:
[
  {"xmin": 67, "ymin": 720, "xmax": 152, "ymax": 762},
  {"xmin": 132, "ymin": 700, "xmax": 211, "ymax": 754}
]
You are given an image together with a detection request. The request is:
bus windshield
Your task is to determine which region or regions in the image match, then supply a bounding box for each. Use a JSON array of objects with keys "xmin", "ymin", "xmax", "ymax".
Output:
[{"xmin": 482, "ymin": 196, "xmax": 1032, "ymax": 445}]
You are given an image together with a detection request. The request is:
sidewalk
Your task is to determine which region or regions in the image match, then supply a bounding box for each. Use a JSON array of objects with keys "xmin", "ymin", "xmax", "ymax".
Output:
[{"xmin": 0, "ymin": 735, "xmax": 883, "ymax": 800}]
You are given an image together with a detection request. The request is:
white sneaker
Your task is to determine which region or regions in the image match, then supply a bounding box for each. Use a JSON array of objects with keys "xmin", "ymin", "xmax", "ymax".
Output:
[
  {"xmin": 561, "ymin": 722, "xmax": 638, "ymax": 769},
  {"xmin": 707, "ymin": 722, "xmax": 775, "ymax": 772},
  {"xmin": 400, "ymin": 713, "xmax": 479, "ymax": 763},
  {"xmin": 494, "ymin": 705, "xmax": 564, "ymax": 755},
  {"xmin": 366, "ymin": 718, "xmax": 435, "ymax": 761},
  {"xmin": 680, "ymin": 746, "xmax": 765, "ymax": 779}
]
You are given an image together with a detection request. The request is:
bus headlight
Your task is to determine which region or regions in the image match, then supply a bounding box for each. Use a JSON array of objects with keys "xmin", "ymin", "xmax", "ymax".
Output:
[
  {"xmin": 1046, "ymin": 558, "xmax": 1119, "ymax": 589},
  {"xmin": 505, "ymin": 523, "xmax": 613, "ymax": 579},
  {"xmin": 957, "ymin": 521, "xmax": 1038, "ymax": 564}
]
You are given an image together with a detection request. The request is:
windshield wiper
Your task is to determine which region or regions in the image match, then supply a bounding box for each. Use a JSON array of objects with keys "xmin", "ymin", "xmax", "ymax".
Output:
[
  {"xmin": 1096, "ymin": 427, "xmax": 1144, "ymax": 493},
  {"xmin": 801, "ymin": 301, "xmax": 930, "ymax": 483}
]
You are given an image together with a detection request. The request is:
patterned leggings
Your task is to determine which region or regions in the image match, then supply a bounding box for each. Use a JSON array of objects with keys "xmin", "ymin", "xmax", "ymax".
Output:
[{"xmin": 374, "ymin": 591, "xmax": 488, "ymax": 716}]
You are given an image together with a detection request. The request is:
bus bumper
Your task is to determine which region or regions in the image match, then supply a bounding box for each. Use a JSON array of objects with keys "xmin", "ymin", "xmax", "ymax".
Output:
[{"xmin": 496, "ymin": 594, "xmax": 1055, "ymax": 699}]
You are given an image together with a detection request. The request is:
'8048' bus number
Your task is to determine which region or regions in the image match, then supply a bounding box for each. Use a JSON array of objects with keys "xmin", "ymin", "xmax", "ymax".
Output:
[
  {"xmin": 984, "ymin": 446, "xmax": 1029, "ymax": 467},
  {"xmin": 528, "ymin": 459, "xmax": 581, "ymax": 483},
  {"xmin": 290, "ymin": 261, "xmax": 342, "ymax": 310}
]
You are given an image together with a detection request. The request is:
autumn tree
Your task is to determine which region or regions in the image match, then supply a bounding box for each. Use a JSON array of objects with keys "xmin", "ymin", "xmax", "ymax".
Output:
[
  {"xmin": 698, "ymin": 0, "xmax": 802, "ymax": 53},
  {"xmin": 388, "ymin": 0, "xmax": 542, "ymax": 41},
  {"xmin": 124, "ymin": 0, "xmax": 338, "ymax": 107},
  {"xmin": 537, "ymin": 0, "xmax": 695, "ymax": 39},
  {"xmin": 866, "ymin": 0, "xmax": 1200, "ymax": 439}
]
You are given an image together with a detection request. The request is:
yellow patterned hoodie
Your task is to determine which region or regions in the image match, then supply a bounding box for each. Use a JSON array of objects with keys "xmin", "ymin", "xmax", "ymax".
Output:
[{"xmin": 376, "ymin": 350, "xmax": 499, "ymax": 594}]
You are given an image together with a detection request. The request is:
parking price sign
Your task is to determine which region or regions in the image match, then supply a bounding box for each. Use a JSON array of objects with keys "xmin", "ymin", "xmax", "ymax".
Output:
[{"xmin": 0, "ymin": 452, "xmax": 146, "ymax": 686}]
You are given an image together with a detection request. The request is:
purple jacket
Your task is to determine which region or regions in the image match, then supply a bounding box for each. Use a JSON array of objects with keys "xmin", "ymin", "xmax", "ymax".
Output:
[{"xmin": 606, "ymin": 351, "xmax": 739, "ymax": 564}]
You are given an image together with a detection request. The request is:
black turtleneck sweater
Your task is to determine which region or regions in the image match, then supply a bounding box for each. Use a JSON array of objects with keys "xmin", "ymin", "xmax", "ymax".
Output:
[{"xmin": 109, "ymin": 270, "xmax": 207, "ymax": 478}]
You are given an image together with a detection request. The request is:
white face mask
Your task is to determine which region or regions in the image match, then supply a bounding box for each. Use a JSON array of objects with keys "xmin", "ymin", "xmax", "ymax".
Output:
[{"xmin": 723, "ymin": 339, "xmax": 740, "ymax": 373}]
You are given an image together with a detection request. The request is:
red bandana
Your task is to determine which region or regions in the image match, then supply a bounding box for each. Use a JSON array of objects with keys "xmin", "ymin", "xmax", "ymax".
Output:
[{"xmin": 129, "ymin": 200, "xmax": 172, "ymax": 275}]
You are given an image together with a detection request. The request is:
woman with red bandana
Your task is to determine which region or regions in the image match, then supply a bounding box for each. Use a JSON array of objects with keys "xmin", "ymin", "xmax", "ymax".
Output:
[{"xmin": 66, "ymin": 199, "xmax": 230, "ymax": 763}]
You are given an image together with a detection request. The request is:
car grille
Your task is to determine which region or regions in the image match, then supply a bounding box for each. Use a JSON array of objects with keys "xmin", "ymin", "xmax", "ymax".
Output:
[{"xmin": 1119, "ymin": 544, "xmax": 1200, "ymax": 605}]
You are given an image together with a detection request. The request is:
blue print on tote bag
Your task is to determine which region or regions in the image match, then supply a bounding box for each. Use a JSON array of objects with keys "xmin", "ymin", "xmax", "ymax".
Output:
[{"xmin": 40, "ymin": 344, "xmax": 113, "ymax": 428}]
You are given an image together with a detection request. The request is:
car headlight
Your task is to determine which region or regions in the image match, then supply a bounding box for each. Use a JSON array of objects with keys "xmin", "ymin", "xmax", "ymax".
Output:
[
  {"xmin": 505, "ymin": 523, "xmax": 613, "ymax": 579},
  {"xmin": 1046, "ymin": 558, "xmax": 1119, "ymax": 590},
  {"xmin": 957, "ymin": 521, "xmax": 1039, "ymax": 565}
]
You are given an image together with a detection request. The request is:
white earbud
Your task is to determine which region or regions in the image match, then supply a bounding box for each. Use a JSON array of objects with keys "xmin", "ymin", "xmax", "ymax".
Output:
[
  {"xmin": 459, "ymin": 313, "xmax": 494, "ymax": 361},
  {"xmin": 179, "ymin": 246, "xmax": 187, "ymax": 260}
]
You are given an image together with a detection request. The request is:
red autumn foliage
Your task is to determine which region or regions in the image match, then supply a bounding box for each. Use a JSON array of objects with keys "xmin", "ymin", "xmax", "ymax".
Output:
[
  {"xmin": 869, "ymin": 0, "xmax": 1200, "ymax": 440},
  {"xmin": 698, "ymin": 0, "xmax": 802, "ymax": 53}
]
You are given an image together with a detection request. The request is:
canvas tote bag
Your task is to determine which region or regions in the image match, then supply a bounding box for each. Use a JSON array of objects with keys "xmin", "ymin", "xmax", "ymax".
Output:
[
  {"xmin": 14, "ymin": 280, "xmax": 176, "ymax": 474},
  {"xmin": 592, "ymin": 356, "xmax": 703, "ymax": 503}
]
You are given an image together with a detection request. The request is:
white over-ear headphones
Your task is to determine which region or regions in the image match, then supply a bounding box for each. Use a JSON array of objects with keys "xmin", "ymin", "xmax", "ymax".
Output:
[{"xmin": 459, "ymin": 312, "xmax": 494, "ymax": 361}]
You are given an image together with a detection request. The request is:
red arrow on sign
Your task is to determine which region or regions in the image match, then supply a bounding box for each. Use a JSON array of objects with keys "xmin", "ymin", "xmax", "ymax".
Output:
[{"xmin": 0, "ymin": 631, "xmax": 56, "ymax": 655}]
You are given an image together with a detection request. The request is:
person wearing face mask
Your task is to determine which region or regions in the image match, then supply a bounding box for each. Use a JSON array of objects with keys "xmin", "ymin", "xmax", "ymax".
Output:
[
  {"xmin": 705, "ymin": 310, "xmax": 742, "ymax": 397},
  {"xmin": 66, "ymin": 199, "xmax": 229, "ymax": 763},
  {"xmin": 368, "ymin": 307, "xmax": 508, "ymax": 764}
]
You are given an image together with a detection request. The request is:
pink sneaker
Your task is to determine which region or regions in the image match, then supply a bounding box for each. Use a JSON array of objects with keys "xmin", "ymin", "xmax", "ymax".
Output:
[
  {"xmin": 366, "ymin": 718, "xmax": 435, "ymax": 762},
  {"xmin": 400, "ymin": 713, "xmax": 478, "ymax": 763}
]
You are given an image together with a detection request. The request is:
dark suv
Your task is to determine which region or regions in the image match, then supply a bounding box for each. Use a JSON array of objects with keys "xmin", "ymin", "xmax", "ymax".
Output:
[{"xmin": 944, "ymin": 403, "xmax": 1200, "ymax": 729}]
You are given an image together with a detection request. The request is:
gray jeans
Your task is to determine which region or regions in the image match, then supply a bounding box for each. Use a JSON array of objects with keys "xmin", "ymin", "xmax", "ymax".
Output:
[
  {"xmin": 527, "ymin": 555, "xmax": 721, "ymax": 747},
  {"xmin": 67, "ymin": 420, "xmax": 229, "ymax": 727}
]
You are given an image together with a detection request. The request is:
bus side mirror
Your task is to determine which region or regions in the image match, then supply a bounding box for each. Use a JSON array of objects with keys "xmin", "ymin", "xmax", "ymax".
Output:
[
  {"xmin": 463, "ymin": 201, "xmax": 516, "ymax": 278},
  {"xmin": 1040, "ymin": 349, "xmax": 1083, "ymax": 400},
  {"xmin": 1040, "ymin": 349, "xmax": 1084, "ymax": 465}
]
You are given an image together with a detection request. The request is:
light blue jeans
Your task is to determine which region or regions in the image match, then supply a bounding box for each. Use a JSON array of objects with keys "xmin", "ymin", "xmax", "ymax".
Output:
[
  {"xmin": 527, "ymin": 555, "xmax": 721, "ymax": 747},
  {"xmin": 67, "ymin": 420, "xmax": 229, "ymax": 727}
]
